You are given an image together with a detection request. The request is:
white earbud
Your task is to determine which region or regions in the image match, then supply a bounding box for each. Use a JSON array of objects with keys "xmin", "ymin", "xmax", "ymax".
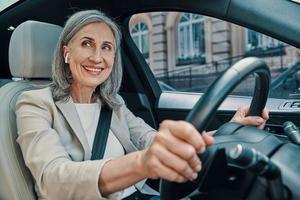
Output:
[{"xmin": 65, "ymin": 53, "xmax": 69, "ymax": 63}]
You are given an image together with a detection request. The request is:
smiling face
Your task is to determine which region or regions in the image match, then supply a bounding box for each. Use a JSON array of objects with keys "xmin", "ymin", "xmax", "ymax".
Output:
[{"xmin": 63, "ymin": 22, "xmax": 116, "ymax": 94}]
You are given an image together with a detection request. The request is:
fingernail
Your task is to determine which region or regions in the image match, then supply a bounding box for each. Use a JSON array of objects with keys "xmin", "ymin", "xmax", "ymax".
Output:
[
  {"xmin": 192, "ymin": 173, "xmax": 198, "ymax": 180},
  {"xmin": 198, "ymin": 146, "xmax": 206, "ymax": 154}
]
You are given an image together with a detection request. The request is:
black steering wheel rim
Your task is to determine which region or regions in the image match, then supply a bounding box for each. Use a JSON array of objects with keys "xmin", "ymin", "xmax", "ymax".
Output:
[
  {"xmin": 160, "ymin": 57, "xmax": 271, "ymax": 199},
  {"xmin": 186, "ymin": 57, "xmax": 270, "ymax": 132}
]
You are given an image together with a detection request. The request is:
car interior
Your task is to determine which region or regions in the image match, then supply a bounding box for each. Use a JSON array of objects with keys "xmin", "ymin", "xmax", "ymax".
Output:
[{"xmin": 0, "ymin": 0, "xmax": 300, "ymax": 199}]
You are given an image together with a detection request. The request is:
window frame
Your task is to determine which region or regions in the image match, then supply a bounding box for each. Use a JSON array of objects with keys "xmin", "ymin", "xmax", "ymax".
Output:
[{"xmin": 130, "ymin": 22, "xmax": 150, "ymax": 60}]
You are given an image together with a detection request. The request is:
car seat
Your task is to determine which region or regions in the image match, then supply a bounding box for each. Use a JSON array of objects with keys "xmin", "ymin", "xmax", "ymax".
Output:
[{"xmin": 0, "ymin": 20, "xmax": 62, "ymax": 200}]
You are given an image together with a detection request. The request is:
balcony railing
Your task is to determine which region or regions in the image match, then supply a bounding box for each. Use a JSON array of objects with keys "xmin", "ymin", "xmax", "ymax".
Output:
[{"xmin": 155, "ymin": 45, "xmax": 289, "ymax": 94}]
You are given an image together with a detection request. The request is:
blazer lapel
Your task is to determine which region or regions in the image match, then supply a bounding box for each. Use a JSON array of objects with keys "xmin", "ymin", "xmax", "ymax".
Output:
[
  {"xmin": 55, "ymin": 97, "xmax": 91, "ymax": 160},
  {"xmin": 110, "ymin": 113, "xmax": 138, "ymax": 153}
]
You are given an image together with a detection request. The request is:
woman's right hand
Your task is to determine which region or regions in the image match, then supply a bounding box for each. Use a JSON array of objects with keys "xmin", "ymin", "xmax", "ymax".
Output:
[{"xmin": 138, "ymin": 120, "xmax": 214, "ymax": 183}]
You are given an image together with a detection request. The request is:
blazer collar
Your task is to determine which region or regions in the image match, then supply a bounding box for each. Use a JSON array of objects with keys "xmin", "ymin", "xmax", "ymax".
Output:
[
  {"xmin": 55, "ymin": 97, "xmax": 138, "ymax": 159},
  {"xmin": 55, "ymin": 97, "xmax": 91, "ymax": 160}
]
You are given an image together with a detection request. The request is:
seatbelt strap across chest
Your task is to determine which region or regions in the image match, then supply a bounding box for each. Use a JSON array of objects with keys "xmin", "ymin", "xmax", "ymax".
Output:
[{"xmin": 91, "ymin": 104, "xmax": 112, "ymax": 160}]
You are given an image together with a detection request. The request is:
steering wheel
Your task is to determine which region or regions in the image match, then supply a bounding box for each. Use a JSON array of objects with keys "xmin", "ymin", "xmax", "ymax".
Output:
[{"xmin": 160, "ymin": 57, "xmax": 271, "ymax": 199}]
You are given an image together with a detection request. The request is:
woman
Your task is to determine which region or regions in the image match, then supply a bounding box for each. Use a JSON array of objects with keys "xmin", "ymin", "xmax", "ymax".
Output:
[{"xmin": 16, "ymin": 10, "xmax": 268, "ymax": 200}]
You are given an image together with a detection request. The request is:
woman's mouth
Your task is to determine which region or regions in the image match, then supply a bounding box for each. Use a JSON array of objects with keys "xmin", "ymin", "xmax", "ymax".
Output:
[
  {"xmin": 82, "ymin": 65, "xmax": 102, "ymax": 72},
  {"xmin": 82, "ymin": 65, "xmax": 103, "ymax": 74}
]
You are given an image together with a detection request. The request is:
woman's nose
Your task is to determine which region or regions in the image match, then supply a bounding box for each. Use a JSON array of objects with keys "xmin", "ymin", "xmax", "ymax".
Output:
[{"xmin": 89, "ymin": 50, "xmax": 103, "ymax": 63}]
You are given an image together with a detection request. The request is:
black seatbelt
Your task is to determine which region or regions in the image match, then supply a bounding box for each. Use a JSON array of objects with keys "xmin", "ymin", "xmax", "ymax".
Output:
[
  {"xmin": 91, "ymin": 104, "xmax": 113, "ymax": 160},
  {"xmin": 91, "ymin": 104, "xmax": 159, "ymax": 197}
]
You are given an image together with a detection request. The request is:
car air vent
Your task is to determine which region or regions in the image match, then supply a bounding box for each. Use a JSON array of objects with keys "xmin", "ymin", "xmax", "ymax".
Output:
[{"xmin": 279, "ymin": 100, "xmax": 300, "ymax": 110}]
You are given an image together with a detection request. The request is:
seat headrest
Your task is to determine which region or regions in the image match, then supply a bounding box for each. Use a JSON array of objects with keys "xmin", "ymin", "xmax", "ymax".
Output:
[{"xmin": 9, "ymin": 20, "xmax": 62, "ymax": 78}]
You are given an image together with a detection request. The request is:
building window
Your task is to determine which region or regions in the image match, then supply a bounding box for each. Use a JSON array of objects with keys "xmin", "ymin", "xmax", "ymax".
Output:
[
  {"xmin": 177, "ymin": 13, "xmax": 205, "ymax": 65},
  {"xmin": 247, "ymin": 30, "xmax": 260, "ymax": 50},
  {"xmin": 130, "ymin": 22, "xmax": 149, "ymax": 60},
  {"xmin": 246, "ymin": 29, "xmax": 285, "ymax": 57}
]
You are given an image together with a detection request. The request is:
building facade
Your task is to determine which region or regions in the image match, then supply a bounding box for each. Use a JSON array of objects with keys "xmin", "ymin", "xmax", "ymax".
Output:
[{"xmin": 129, "ymin": 12, "xmax": 300, "ymax": 92}]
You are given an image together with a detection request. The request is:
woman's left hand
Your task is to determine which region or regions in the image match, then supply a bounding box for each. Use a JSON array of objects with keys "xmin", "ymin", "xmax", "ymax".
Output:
[{"xmin": 230, "ymin": 106, "xmax": 269, "ymax": 129}]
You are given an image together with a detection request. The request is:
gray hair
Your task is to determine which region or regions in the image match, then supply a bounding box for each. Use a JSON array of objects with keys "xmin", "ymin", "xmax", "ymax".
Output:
[{"xmin": 50, "ymin": 10, "xmax": 123, "ymax": 108}]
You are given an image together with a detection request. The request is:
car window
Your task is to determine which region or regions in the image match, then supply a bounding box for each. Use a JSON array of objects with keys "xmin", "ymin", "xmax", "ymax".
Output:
[{"xmin": 129, "ymin": 12, "xmax": 300, "ymax": 99}]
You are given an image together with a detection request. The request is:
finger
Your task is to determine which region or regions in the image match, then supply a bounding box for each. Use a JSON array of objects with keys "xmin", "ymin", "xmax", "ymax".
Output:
[
  {"xmin": 155, "ymin": 129, "xmax": 201, "ymax": 161},
  {"xmin": 149, "ymin": 155, "xmax": 188, "ymax": 183},
  {"xmin": 257, "ymin": 121, "xmax": 266, "ymax": 129},
  {"xmin": 244, "ymin": 116, "xmax": 265, "ymax": 126},
  {"xmin": 154, "ymin": 144, "xmax": 200, "ymax": 181},
  {"xmin": 230, "ymin": 105, "xmax": 248, "ymax": 123},
  {"xmin": 261, "ymin": 108, "xmax": 269, "ymax": 120},
  {"xmin": 187, "ymin": 154, "xmax": 202, "ymax": 173},
  {"xmin": 159, "ymin": 120, "xmax": 206, "ymax": 153},
  {"xmin": 203, "ymin": 130, "xmax": 216, "ymax": 137},
  {"xmin": 202, "ymin": 132, "xmax": 215, "ymax": 146}
]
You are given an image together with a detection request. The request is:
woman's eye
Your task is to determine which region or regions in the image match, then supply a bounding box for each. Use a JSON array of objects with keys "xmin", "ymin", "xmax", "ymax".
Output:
[
  {"xmin": 102, "ymin": 45, "xmax": 112, "ymax": 51},
  {"xmin": 82, "ymin": 41, "xmax": 92, "ymax": 47}
]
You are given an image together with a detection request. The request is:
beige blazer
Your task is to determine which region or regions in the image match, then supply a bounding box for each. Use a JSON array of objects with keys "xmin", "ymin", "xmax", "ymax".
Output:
[{"xmin": 15, "ymin": 87, "xmax": 156, "ymax": 200}]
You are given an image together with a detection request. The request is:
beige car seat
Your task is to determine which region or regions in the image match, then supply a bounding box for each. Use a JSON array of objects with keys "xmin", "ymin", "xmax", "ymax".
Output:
[{"xmin": 0, "ymin": 20, "xmax": 62, "ymax": 200}]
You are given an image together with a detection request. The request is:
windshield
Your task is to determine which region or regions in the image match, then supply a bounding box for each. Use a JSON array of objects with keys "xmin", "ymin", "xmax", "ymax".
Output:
[{"xmin": 129, "ymin": 12, "xmax": 300, "ymax": 99}]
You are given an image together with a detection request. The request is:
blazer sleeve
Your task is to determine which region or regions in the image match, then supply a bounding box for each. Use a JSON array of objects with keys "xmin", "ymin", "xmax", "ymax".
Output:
[
  {"xmin": 117, "ymin": 96, "xmax": 156, "ymax": 150},
  {"xmin": 15, "ymin": 91, "xmax": 114, "ymax": 200}
]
